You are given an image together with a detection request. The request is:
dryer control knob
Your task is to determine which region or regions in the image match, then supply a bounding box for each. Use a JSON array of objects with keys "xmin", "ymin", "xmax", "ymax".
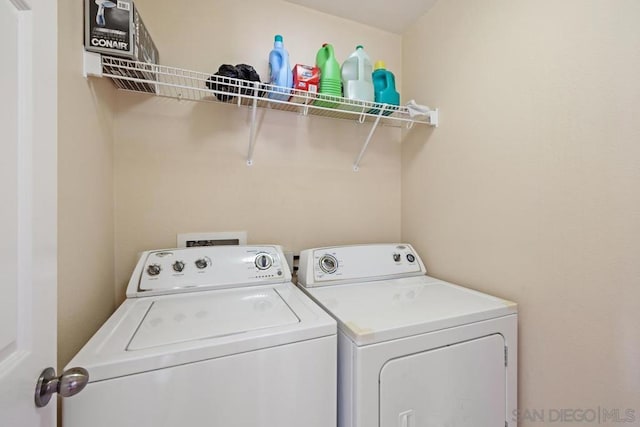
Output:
[
  {"xmin": 147, "ymin": 264, "xmax": 161, "ymax": 276},
  {"xmin": 195, "ymin": 258, "xmax": 208, "ymax": 269},
  {"xmin": 319, "ymin": 254, "xmax": 338, "ymax": 274},
  {"xmin": 255, "ymin": 253, "xmax": 273, "ymax": 270}
]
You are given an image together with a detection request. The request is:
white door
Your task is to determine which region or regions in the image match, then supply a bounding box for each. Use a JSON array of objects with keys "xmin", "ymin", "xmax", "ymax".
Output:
[
  {"xmin": 0, "ymin": 0, "xmax": 57, "ymax": 426},
  {"xmin": 380, "ymin": 334, "xmax": 506, "ymax": 427}
]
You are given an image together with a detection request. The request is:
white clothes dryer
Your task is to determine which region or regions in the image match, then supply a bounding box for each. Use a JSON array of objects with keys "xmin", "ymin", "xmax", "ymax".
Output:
[
  {"xmin": 298, "ymin": 243, "xmax": 517, "ymax": 427},
  {"xmin": 63, "ymin": 245, "xmax": 336, "ymax": 427}
]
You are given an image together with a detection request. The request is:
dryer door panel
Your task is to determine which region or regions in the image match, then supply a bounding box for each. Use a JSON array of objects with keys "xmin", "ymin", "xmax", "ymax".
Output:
[{"xmin": 379, "ymin": 334, "xmax": 506, "ymax": 427}]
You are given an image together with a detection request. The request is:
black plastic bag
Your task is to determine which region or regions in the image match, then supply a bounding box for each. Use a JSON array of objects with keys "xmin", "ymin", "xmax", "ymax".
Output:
[
  {"xmin": 206, "ymin": 64, "xmax": 239, "ymax": 102},
  {"xmin": 235, "ymin": 64, "xmax": 264, "ymax": 97},
  {"xmin": 206, "ymin": 64, "xmax": 263, "ymax": 102}
]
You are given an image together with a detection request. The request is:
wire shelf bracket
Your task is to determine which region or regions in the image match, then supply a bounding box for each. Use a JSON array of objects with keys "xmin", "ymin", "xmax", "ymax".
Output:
[
  {"xmin": 83, "ymin": 50, "xmax": 103, "ymax": 78},
  {"xmin": 353, "ymin": 106, "xmax": 386, "ymax": 172},
  {"xmin": 246, "ymin": 83, "xmax": 260, "ymax": 166}
]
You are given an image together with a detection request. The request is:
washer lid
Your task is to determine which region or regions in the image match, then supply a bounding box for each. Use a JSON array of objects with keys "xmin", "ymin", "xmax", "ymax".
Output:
[
  {"xmin": 303, "ymin": 276, "xmax": 517, "ymax": 346},
  {"xmin": 65, "ymin": 283, "xmax": 336, "ymax": 382},
  {"xmin": 127, "ymin": 288, "xmax": 299, "ymax": 350}
]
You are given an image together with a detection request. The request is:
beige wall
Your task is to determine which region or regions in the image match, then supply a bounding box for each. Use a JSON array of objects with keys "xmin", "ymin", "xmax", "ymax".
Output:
[
  {"xmin": 57, "ymin": 0, "xmax": 116, "ymax": 368},
  {"xmin": 113, "ymin": 0, "xmax": 403, "ymax": 302},
  {"xmin": 57, "ymin": 0, "xmax": 640, "ymax": 421},
  {"xmin": 402, "ymin": 0, "xmax": 640, "ymax": 422}
]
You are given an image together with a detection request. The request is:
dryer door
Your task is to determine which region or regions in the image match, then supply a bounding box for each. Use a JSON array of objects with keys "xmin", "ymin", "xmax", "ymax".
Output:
[{"xmin": 379, "ymin": 334, "xmax": 506, "ymax": 427}]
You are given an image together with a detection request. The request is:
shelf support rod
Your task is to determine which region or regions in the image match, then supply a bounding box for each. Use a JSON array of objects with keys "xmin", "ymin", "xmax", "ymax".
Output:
[
  {"xmin": 246, "ymin": 82, "xmax": 260, "ymax": 166},
  {"xmin": 353, "ymin": 106, "xmax": 386, "ymax": 172}
]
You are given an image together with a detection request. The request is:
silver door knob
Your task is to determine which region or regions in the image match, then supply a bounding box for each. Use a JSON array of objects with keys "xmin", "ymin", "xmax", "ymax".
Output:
[{"xmin": 34, "ymin": 366, "xmax": 89, "ymax": 407}]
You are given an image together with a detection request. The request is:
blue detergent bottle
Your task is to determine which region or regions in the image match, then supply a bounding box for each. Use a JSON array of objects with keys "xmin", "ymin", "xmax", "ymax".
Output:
[
  {"xmin": 268, "ymin": 35, "xmax": 293, "ymax": 101},
  {"xmin": 371, "ymin": 60, "xmax": 400, "ymax": 115}
]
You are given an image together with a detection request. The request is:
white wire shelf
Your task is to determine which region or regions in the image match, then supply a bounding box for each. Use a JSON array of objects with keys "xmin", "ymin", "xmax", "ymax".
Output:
[{"xmin": 83, "ymin": 52, "xmax": 438, "ymax": 170}]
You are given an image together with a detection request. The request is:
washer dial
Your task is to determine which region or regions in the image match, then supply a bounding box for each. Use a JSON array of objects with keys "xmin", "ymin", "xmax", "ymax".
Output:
[
  {"xmin": 195, "ymin": 258, "xmax": 209, "ymax": 269},
  {"xmin": 172, "ymin": 260, "xmax": 185, "ymax": 272},
  {"xmin": 146, "ymin": 264, "xmax": 161, "ymax": 276},
  {"xmin": 319, "ymin": 254, "xmax": 338, "ymax": 274},
  {"xmin": 255, "ymin": 253, "xmax": 273, "ymax": 270}
]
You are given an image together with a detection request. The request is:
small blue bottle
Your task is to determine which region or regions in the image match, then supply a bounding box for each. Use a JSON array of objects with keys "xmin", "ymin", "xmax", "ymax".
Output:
[{"xmin": 268, "ymin": 35, "xmax": 293, "ymax": 101}]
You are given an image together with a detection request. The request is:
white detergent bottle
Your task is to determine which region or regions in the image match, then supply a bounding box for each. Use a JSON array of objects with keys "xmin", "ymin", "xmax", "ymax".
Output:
[
  {"xmin": 268, "ymin": 34, "xmax": 293, "ymax": 101},
  {"xmin": 341, "ymin": 45, "xmax": 374, "ymax": 102}
]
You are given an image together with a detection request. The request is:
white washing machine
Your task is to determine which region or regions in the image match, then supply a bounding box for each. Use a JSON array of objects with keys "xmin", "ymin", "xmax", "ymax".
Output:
[
  {"xmin": 63, "ymin": 245, "xmax": 337, "ymax": 427},
  {"xmin": 298, "ymin": 243, "xmax": 517, "ymax": 427}
]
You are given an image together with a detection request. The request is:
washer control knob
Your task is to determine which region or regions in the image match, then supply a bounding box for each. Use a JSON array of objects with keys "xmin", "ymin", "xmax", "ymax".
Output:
[
  {"xmin": 195, "ymin": 258, "xmax": 208, "ymax": 269},
  {"xmin": 393, "ymin": 253, "xmax": 401, "ymax": 262},
  {"xmin": 406, "ymin": 253, "xmax": 416, "ymax": 263},
  {"xmin": 173, "ymin": 261, "xmax": 185, "ymax": 272},
  {"xmin": 147, "ymin": 264, "xmax": 161, "ymax": 276},
  {"xmin": 255, "ymin": 253, "xmax": 273, "ymax": 270},
  {"xmin": 319, "ymin": 254, "xmax": 338, "ymax": 274}
]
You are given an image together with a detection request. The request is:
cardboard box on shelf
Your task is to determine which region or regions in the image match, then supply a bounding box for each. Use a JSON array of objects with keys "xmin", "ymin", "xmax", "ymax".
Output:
[
  {"xmin": 293, "ymin": 64, "xmax": 319, "ymax": 93},
  {"xmin": 289, "ymin": 64, "xmax": 319, "ymax": 103},
  {"xmin": 84, "ymin": 0, "xmax": 159, "ymax": 93}
]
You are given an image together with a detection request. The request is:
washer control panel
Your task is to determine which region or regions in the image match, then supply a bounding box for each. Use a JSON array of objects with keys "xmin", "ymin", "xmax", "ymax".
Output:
[
  {"xmin": 298, "ymin": 244, "xmax": 426, "ymax": 287},
  {"xmin": 129, "ymin": 245, "xmax": 291, "ymax": 297}
]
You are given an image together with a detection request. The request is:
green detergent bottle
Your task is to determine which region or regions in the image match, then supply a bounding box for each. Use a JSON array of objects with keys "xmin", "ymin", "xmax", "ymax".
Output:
[
  {"xmin": 371, "ymin": 60, "xmax": 400, "ymax": 116},
  {"xmin": 314, "ymin": 43, "xmax": 342, "ymax": 108}
]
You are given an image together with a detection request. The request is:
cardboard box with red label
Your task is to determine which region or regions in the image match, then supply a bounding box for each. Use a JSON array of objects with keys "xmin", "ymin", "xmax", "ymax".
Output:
[{"xmin": 293, "ymin": 64, "xmax": 319, "ymax": 94}]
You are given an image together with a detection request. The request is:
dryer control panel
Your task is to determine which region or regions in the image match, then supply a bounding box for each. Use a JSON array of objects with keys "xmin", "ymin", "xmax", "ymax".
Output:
[
  {"xmin": 127, "ymin": 245, "xmax": 291, "ymax": 297},
  {"xmin": 298, "ymin": 244, "xmax": 426, "ymax": 287}
]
